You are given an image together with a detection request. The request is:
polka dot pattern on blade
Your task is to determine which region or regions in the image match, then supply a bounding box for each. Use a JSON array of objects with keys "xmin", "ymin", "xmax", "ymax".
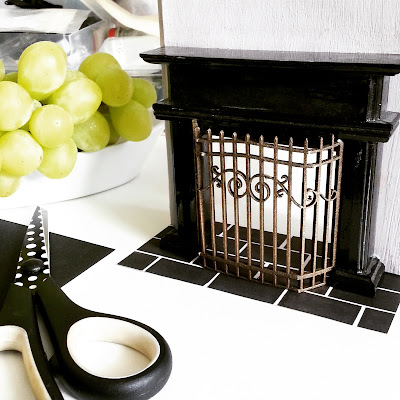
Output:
[{"xmin": 14, "ymin": 207, "xmax": 50, "ymax": 290}]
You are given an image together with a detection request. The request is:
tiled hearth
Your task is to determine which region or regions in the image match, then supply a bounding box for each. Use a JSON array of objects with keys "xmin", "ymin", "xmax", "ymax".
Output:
[
  {"xmin": 119, "ymin": 226, "xmax": 400, "ymax": 334},
  {"xmin": 1, "ymin": 219, "xmax": 398, "ymax": 335}
]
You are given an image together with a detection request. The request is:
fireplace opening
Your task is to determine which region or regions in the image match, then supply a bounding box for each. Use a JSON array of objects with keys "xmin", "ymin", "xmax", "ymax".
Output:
[{"xmin": 193, "ymin": 120, "xmax": 344, "ymax": 292}]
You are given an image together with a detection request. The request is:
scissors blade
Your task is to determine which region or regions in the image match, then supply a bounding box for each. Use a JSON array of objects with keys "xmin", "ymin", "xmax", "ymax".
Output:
[{"xmin": 15, "ymin": 206, "xmax": 50, "ymax": 290}]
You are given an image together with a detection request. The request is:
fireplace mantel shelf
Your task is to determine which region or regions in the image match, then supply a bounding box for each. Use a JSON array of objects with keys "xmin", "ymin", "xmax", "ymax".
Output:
[
  {"xmin": 153, "ymin": 99, "xmax": 399, "ymax": 142},
  {"xmin": 141, "ymin": 46, "xmax": 400, "ymax": 75}
]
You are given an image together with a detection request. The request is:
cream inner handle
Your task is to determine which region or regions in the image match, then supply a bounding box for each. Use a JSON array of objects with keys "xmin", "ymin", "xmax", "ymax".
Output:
[
  {"xmin": 67, "ymin": 317, "xmax": 161, "ymax": 379},
  {"xmin": 0, "ymin": 325, "xmax": 51, "ymax": 400}
]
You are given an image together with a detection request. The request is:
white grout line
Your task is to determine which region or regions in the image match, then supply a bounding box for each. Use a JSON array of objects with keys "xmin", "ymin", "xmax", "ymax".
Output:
[
  {"xmin": 142, "ymin": 256, "xmax": 163, "ymax": 272},
  {"xmin": 136, "ymin": 249, "xmax": 203, "ymax": 268},
  {"xmin": 278, "ymin": 238, "xmax": 287, "ymax": 249},
  {"xmin": 189, "ymin": 254, "xmax": 201, "ymax": 264},
  {"xmin": 273, "ymin": 289, "xmax": 288, "ymax": 306},
  {"xmin": 304, "ymin": 253, "xmax": 312, "ymax": 266},
  {"xmin": 239, "ymin": 242, "xmax": 248, "ymax": 253},
  {"xmin": 204, "ymin": 273, "xmax": 220, "ymax": 288},
  {"xmin": 305, "ymin": 290, "xmax": 396, "ymax": 314},
  {"xmin": 377, "ymin": 286, "xmax": 400, "ymax": 295},
  {"xmin": 217, "ymin": 224, "xmax": 234, "ymax": 237},
  {"xmin": 353, "ymin": 305, "xmax": 366, "ymax": 326},
  {"xmin": 324, "ymin": 286, "xmax": 334, "ymax": 297}
]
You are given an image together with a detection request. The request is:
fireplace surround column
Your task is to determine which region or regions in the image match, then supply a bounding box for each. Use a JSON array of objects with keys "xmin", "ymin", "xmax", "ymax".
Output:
[{"xmin": 141, "ymin": 46, "xmax": 400, "ymax": 297}]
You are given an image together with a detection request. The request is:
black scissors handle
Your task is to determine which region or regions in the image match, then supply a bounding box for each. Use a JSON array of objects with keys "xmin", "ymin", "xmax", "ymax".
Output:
[
  {"xmin": 36, "ymin": 277, "xmax": 172, "ymax": 400},
  {"xmin": 0, "ymin": 284, "xmax": 64, "ymax": 400}
]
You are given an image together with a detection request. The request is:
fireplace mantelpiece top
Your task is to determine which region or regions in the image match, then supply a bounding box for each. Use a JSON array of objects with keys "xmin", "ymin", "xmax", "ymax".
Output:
[
  {"xmin": 141, "ymin": 46, "xmax": 400, "ymax": 296},
  {"xmin": 141, "ymin": 46, "xmax": 400, "ymax": 75}
]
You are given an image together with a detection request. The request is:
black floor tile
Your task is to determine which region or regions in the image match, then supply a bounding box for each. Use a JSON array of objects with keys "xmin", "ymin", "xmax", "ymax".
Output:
[
  {"xmin": 147, "ymin": 258, "xmax": 217, "ymax": 286},
  {"xmin": 49, "ymin": 233, "xmax": 114, "ymax": 287},
  {"xmin": 214, "ymin": 222, "xmax": 224, "ymax": 236},
  {"xmin": 154, "ymin": 225, "xmax": 175, "ymax": 239},
  {"xmin": 289, "ymin": 237, "xmax": 331, "ymax": 255},
  {"xmin": 240, "ymin": 244, "xmax": 305, "ymax": 268},
  {"xmin": 209, "ymin": 274, "xmax": 285, "ymax": 304},
  {"xmin": 226, "ymin": 225, "xmax": 287, "ymax": 246},
  {"xmin": 0, "ymin": 220, "xmax": 114, "ymax": 288},
  {"xmin": 0, "ymin": 220, "xmax": 28, "ymax": 303},
  {"xmin": 138, "ymin": 238, "xmax": 197, "ymax": 263},
  {"xmin": 279, "ymin": 291, "xmax": 361, "ymax": 324},
  {"xmin": 329, "ymin": 287, "xmax": 400, "ymax": 313},
  {"xmin": 119, "ymin": 251, "xmax": 158, "ymax": 270},
  {"xmin": 378, "ymin": 273, "xmax": 400, "ymax": 292},
  {"xmin": 207, "ymin": 236, "xmax": 246, "ymax": 256},
  {"xmin": 358, "ymin": 308, "xmax": 395, "ymax": 334}
]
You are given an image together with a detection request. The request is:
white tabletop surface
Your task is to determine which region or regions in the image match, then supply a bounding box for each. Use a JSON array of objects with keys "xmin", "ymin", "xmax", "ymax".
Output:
[{"xmin": 0, "ymin": 133, "xmax": 399, "ymax": 400}]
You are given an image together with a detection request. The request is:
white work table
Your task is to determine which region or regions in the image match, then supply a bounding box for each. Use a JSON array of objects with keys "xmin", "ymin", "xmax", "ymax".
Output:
[{"xmin": 0, "ymin": 133, "xmax": 399, "ymax": 400}]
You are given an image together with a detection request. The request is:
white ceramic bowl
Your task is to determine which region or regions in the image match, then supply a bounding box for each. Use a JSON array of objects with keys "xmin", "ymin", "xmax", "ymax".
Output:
[{"xmin": 0, "ymin": 121, "xmax": 164, "ymax": 209}]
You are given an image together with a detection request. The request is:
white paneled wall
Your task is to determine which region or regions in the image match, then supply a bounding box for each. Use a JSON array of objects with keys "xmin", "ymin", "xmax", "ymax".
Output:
[
  {"xmin": 158, "ymin": 0, "xmax": 400, "ymax": 274},
  {"xmin": 160, "ymin": 0, "xmax": 400, "ymax": 54}
]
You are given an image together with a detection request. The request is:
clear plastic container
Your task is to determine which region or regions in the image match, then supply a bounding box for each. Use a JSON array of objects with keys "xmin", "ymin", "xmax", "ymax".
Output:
[
  {"xmin": 98, "ymin": 34, "xmax": 161, "ymax": 76},
  {"xmin": 0, "ymin": 20, "xmax": 110, "ymax": 72},
  {"xmin": 58, "ymin": 20, "xmax": 110, "ymax": 70}
]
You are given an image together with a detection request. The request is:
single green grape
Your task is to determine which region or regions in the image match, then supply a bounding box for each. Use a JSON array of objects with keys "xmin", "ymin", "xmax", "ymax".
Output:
[
  {"xmin": 30, "ymin": 104, "xmax": 74, "ymax": 148},
  {"xmin": 72, "ymin": 111, "xmax": 110, "ymax": 152},
  {"xmin": 0, "ymin": 171, "xmax": 20, "ymax": 197},
  {"xmin": 3, "ymin": 72, "xmax": 18, "ymax": 82},
  {"xmin": 18, "ymin": 41, "xmax": 67, "ymax": 101},
  {"xmin": 78, "ymin": 52, "xmax": 121, "ymax": 82},
  {"xmin": 47, "ymin": 78, "xmax": 102, "ymax": 124},
  {"xmin": 0, "ymin": 60, "xmax": 5, "ymax": 81},
  {"xmin": 0, "ymin": 130, "xmax": 43, "ymax": 176},
  {"xmin": 102, "ymin": 113, "xmax": 120, "ymax": 145},
  {"xmin": 0, "ymin": 81, "xmax": 34, "ymax": 131},
  {"xmin": 96, "ymin": 68, "xmax": 133, "ymax": 107},
  {"xmin": 38, "ymin": 138, "xmax": 77, "ymax": 179},
  {"xmin": 109, "ymin": 99, "xmax": 152, "ymax": 142},
  {"xmin": 64, "ymin": 70, "xmax": 87, "ymax": 84},
  {"xmin": 131, "ymin": 78, "xmax": 157, "ymax": 108}
]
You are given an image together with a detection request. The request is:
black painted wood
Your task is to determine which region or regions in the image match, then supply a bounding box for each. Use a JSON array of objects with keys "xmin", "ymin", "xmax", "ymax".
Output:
[
  {"xmin": 141, "ymin": 46, "xmax": 400, "ymax": 297},
  {"xmin": 141, "ymin": 47, "xmax": 400, "ymax": 75}
]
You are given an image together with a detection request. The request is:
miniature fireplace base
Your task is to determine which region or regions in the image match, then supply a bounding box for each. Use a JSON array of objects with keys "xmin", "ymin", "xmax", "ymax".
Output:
[{"xmin": 141, "ymin": 47, "xmax": 400, "ymax": 297}]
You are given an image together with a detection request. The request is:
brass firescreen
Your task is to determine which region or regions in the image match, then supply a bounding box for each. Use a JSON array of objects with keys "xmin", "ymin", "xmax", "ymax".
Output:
[{"xmin": 193, "ymin": 120, "xmax": 344, "ymax": 292}]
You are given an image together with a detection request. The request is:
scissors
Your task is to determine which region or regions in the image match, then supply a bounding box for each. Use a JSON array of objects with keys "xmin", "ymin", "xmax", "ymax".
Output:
[{"xmin": 0, "ymin": 206, "xmax": 172, "ymax": 400}]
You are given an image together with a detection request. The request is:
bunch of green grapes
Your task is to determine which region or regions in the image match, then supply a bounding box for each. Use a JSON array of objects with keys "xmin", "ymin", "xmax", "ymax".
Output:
[
  {"xmin": 78, "ymin": 52, "xmax": 157, "ymax": 144},
  {"xmin": 0, "ymin": 40, "xmax": 158, "ymax": 198}
]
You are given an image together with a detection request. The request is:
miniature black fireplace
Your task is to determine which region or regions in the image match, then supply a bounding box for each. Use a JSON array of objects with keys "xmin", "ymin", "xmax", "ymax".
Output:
[{"xmin": 141, "ymin": 46, "xmax": 400, "ymax": 297}]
